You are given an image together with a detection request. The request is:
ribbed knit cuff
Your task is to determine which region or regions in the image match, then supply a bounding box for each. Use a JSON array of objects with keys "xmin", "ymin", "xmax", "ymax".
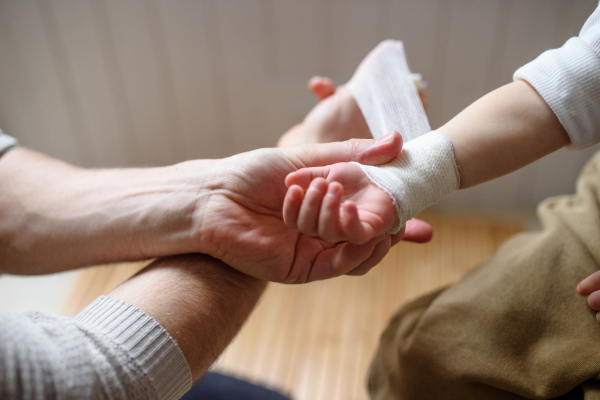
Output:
[
  {"xmin": 0, "ymin": 130, "xmax": 19, "ymax": 157},
  {"xmin": 514, "ymin": 37, "xmax": 600, "ymax": 150},
  {"xmin": 75, "ymin": 296, "xmax": 192, "ymax": 400}
]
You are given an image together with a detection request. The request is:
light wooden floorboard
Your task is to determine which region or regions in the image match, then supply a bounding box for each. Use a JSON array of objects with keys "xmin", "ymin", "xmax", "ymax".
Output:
[{"xmin": 61, "ymin": 212, "xmax": 525, "ymax": 400}]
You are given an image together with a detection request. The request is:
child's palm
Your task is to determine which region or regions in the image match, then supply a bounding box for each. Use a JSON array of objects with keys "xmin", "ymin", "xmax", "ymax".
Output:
[{"xmin": 284, "ymin": 162, "xmax": 398, "ymax": 244}]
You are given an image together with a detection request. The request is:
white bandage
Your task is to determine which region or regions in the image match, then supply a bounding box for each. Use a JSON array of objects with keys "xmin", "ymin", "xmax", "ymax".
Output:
[
  {"xmin": 345, "ymin": 41, "xmax": 460, "ymax": 233},
  {"xmin": 345, "ymin": 40, "xmax": 431, "ymax": 141},
  {"xmin": 352, "ymin": 131, "xmax": 460, "ymax": 233}
]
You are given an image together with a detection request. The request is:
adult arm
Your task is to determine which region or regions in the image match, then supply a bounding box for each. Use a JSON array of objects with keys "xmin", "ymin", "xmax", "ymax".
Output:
[
  {"xmin": 0, "ymin": 131, "xmax": 417, "ymax": 281},
  {"xmin": 0, "ymin": 254, "xmax": 266, "ymax": 399}
]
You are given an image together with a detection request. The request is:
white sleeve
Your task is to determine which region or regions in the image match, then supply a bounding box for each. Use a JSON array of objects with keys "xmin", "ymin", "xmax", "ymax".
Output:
[{"xmin": 514, "ymin": 3, "xmax": 600, "ymax": 149}]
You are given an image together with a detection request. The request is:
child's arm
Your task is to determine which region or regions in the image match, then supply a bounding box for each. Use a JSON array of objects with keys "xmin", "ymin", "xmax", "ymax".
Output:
[
  {"xmin": 283, "ymin": 80, "xmax": 570, "ymax": 244},
  {"xmin": 440, "ymin": 80, "xmax": 569, "ymax": 189}
]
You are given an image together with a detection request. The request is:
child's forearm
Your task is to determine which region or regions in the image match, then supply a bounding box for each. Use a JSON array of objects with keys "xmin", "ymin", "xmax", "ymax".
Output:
[{"xmin": 438, "ymin": 80, "xmax": 570, "ymax": 189}]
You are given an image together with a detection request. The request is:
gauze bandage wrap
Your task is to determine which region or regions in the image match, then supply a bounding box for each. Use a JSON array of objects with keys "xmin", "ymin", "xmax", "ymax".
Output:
[
  {"xmin": 346, "ymin": 40, "xmax": 460, "ymax": 233},
  {"xmin": 346, "ymin": 40, "xmax": 431, "ymax": 141},
  {"xmin": 352, "ymin": 131, "xmax": 460, "ymax": 233}
]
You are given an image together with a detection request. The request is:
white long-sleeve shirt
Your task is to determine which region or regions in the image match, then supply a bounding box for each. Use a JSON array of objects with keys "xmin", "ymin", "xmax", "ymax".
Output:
[{"xmin": 514, "ymin": 1, "xmax": 600, "ymax": 149}]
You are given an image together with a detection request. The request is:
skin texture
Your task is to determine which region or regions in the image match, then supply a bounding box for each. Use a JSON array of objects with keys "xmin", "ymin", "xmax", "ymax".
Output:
[
  {"xmin": 281, "ymin": 80, "xmax": 571, "ymax": 245},
  {"xmin": 0, "ymin": 139, "xmax": 403, "ymax": 282},
  {"xmin": 108, "ymin": 254, "xmax": 267, "ymax": 382}
]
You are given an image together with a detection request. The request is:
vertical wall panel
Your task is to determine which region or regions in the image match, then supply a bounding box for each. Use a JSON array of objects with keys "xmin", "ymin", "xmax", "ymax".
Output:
[
  {"xmin": 329, "ymin": 0, "xmax": 381, "ymax": 81},
  {"xmin": 0, "ymin": 0, "xmax": 597, "ymax": 209},
  {"xmin": 212, "ymin": 1, "xmax": 272, "ymax": 153},
  {"xmin": 0, "ymin": 10, "xmax": 39, "ymax": 150},
  {"xmin": 0, "ymin": 0, "xmax": 83, "ymax": 164},
  {"xmin": 49, "ymin": 0, "xmax": 132, "ymax": 167},
  {"xmin": 155, "ymin": 0, "xmax": 224, "ymax": 159},
  {"xmin": 101, "ymin": 0, "xmax": 181, "ymax": 166}
]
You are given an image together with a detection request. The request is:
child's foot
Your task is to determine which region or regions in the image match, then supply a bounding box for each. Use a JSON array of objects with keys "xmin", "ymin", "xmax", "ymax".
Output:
[{"xmin": 577, "ymin": 270, "xmax": 600, "ymax": 322}]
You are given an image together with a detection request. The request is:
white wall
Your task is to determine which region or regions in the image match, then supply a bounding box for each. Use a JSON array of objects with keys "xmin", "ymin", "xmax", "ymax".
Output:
[{"xmin": 0, "ymin": 0, "xmax": 597, "ymax": 212}]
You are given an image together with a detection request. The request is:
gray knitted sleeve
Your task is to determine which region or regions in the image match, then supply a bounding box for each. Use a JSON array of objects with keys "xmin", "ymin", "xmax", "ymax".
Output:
[{"xmin": 0, "ymin": 296, "xmax": 192, "ymax": 400}]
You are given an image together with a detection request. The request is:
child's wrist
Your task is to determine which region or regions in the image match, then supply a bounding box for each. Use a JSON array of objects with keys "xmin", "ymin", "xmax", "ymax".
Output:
[{"xmin": 353, "ymin": 131, "xmax": 460, "ymax": 233}]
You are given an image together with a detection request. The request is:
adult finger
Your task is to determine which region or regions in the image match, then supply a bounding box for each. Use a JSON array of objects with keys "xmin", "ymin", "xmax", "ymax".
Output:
[
  {"xmin": 283, "ymin": 130, "xmax": 402, "ymax": 169},
  {"xmin": 307, "ymin": 237, "xmax": 381, "ymax": 281},
  {"xmin": 402, "ymin": 218, "xmax": 433, "ymax": 243},
  {"xmin": 346, "ymin": 235, "xmax": 391, "ymax": 276}
]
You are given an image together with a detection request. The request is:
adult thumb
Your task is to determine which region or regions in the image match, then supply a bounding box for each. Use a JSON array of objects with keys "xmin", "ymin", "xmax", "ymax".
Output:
[{"xmin": 285, "ymin": 130, "xmax": 402, "ymax": 168}]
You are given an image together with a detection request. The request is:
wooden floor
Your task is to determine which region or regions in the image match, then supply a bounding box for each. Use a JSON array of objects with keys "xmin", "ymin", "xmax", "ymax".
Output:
[{"xmin": 61, "ymin": 212, "xmax": 525, "ymax": 400}]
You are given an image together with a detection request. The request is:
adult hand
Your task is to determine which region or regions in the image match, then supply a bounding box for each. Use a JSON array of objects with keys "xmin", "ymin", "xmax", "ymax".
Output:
[{"xmin": 190, "ymin": 133, "xmax": 421, "ymax": 283}]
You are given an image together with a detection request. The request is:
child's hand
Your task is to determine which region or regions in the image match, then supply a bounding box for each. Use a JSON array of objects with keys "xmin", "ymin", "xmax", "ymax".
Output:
[
  {"xmin": 283, "ymin": 162, "xmax": 398, "ymax": 245},
  {"xmin": 577, "ymin": 271, "xmax": 600, "ymax": 322}
]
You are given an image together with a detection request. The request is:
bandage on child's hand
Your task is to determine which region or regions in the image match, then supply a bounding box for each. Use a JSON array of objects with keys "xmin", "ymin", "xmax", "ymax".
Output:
[{"xmin": 283, "ymin": 162, "xmax": 399, "ymax": 245}]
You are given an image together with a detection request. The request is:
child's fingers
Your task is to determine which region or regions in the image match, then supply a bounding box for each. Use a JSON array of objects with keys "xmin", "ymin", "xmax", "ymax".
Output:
[
  {"xmin": 283, "ymin": 185, "xmax": 304, "ymax": 230},
  {"xmin": 318, "ymin": 182, "xmax": 345, "ymax": 243},
  {"xmin": 285, "ymin": 166, "xmax": 331, "ymax": 189},
  {"xmin": 589, "ymin": 291, "xmax": 600, "ymax": 311},
  {"xmin": 342, "ymin": 202, "xmax": 370, "ymax": 245},
  {"xmin": 297, "ymin": 178, "xmax": 328, "ymax": 236},
  {"xmin": 577, "ymin": 270, "xmax": 600, "ymax": 296}
]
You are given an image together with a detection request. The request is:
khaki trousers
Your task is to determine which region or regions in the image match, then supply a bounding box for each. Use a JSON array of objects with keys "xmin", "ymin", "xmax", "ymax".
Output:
[{"xmin": 369, "ymin": 152, "xmax": 600, "ymax": 400}]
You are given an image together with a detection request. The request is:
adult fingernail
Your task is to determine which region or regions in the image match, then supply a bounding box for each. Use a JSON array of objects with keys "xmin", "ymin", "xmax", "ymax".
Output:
[{"xmin": 375, "ymin": 131, "xmax": 395, "ymax": 144}]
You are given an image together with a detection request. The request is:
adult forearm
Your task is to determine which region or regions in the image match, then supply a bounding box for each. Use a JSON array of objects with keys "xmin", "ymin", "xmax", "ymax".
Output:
[
  {"xmin": 0, "ymin": 148, "xmax": 212, "ymax": 274},
  {"xmin": 108, "ymin": 254, "xmax": 267, "ymax": 382},
  {"xmin": 438, "ymin": 80, "xmax": 571, "ymax": 189}
]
